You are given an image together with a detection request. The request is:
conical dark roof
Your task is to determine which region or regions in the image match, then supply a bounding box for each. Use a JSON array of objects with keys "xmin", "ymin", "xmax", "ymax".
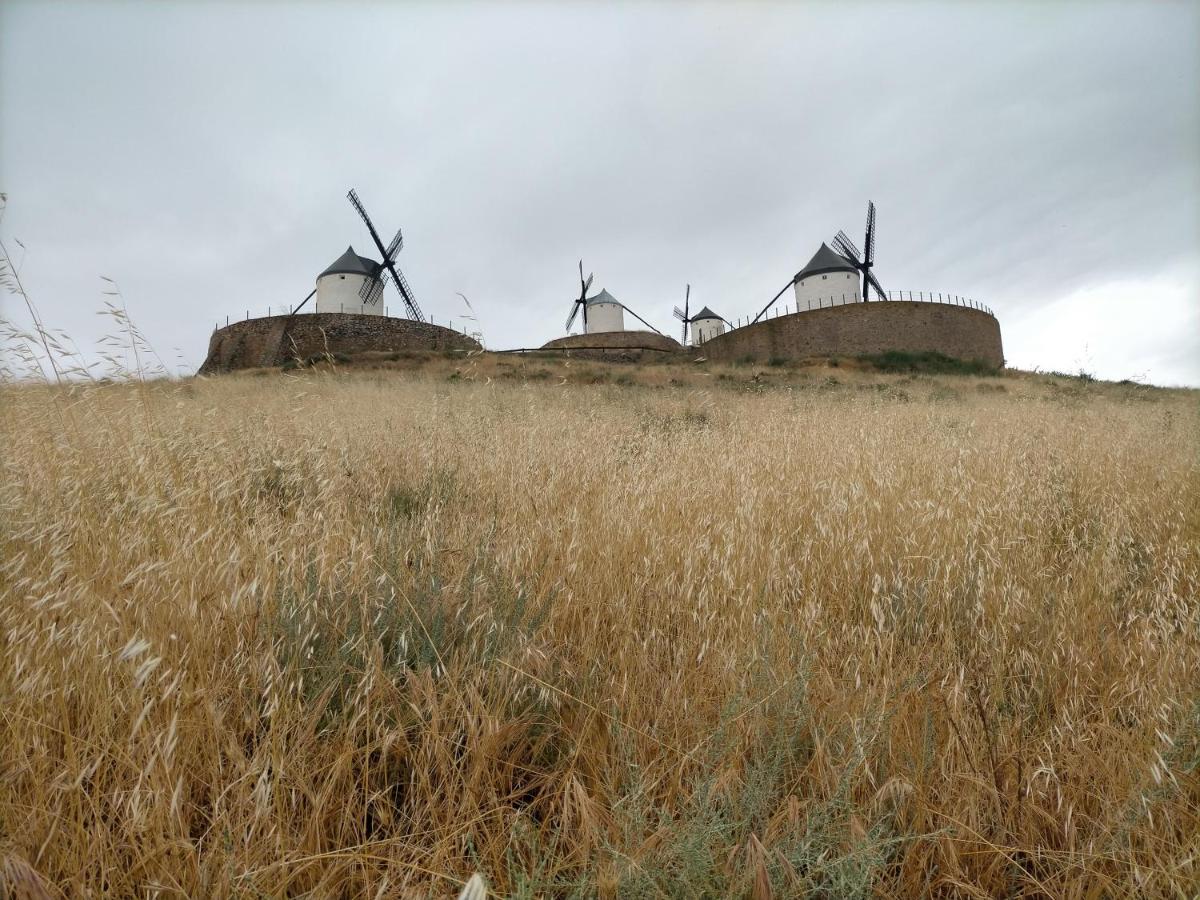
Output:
[
  {"xmin": 692, "ymin": 306, "xmax": 723, "ymax": 321},
  {"xmin": 795, "ymin": 243, "xmax": 857, "ymax": 281},
  {"xmin": 585, "ymin": 288, "xmax": 620, "ymax": 306},
  {"xmin": 320, "ymin": 246, "xmax": 380, "ymax": 278}
]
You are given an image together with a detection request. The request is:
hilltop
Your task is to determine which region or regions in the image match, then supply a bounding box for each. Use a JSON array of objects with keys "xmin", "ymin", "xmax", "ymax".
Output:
[{"xmin": 227, "ymin": 344, "xmax": 1185, "ymax": 404}]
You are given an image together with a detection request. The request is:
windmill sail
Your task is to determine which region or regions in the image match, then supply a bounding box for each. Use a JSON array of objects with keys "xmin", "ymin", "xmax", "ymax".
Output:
[
  {"xmin": 358, "ymin": 275, "xmax": 384, "ymax": 306},
  {"xmin": 832, "ymin": 231, "xmax": 861, "ymax": 264},
  {"xmin": 347, "ymin": 189, "xmax": 425, "ymax": 321},
  {"xmin": 672, "ymin": 284, "xmax": 691, "ymax": 343},
  {"xmin": 385, "ymin": 229, "xmax": 403, "ymax": 261},
  {"xmin": 565, "ymin": 261, "xmax": 593, "ymax": 333},
  {"xmin": 830, "ymin": 203, "xmax": 886, "ymax": 302}
]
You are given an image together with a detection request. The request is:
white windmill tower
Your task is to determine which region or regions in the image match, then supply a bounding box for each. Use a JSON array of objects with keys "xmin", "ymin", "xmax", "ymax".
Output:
[
  {"xmin": 582, "ymin": 290, "xmax": 625, "ymax": 333},
  {"xmin": 790, "ymin": 242, "xmax": 861, "ymax": 309},
  {"xmin": 314, "ymin": 246, "xmax": 385, "ymax": 315},
  {"xmin": 691, "ymin": 307, "xmax": 727, "ymax": 344}
]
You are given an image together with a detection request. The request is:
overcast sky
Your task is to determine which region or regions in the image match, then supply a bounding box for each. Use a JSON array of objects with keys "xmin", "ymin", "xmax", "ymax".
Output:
[{"xmin": 2, "ymin": 1, "xmax": 1197, "ymax": 384}]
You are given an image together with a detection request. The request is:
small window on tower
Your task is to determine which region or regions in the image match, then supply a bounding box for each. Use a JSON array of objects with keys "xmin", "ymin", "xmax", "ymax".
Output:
[
  {"xmin": 340, "ymin": 275, "xmax": 345, "ymax": 280},
  {"xmin": 822, "ymin": 275, "xmax": 827, "ymax": 280}
]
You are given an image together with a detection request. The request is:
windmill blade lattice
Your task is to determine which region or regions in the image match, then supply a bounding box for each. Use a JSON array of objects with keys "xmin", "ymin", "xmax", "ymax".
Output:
[
  {"xmin": 672, "ymin": 284, "xmax": 691, "ymax": 343},
  {"xmin": 833, "ymin": 231, "xmax": 861, "ymax": 263},
  {"xmin": 347, "ymin": 189, "xmax": 424, "ymax": 322},
  {"xmin": 358, "ymin": 275, "xmax": 384, "ymax": 306},
  {"xmin": 866, "ymin": 271, "xmax": 886, "ymax": 300},
  {"xmin": 565, "ymin": 261, "xmax": 593, "ymax": 333},
  {"xmin": 865, "ymin": 203, "xmax": 876, "ymax": 261},
  {"xmin": 673, "ymin": 307, "xmax": 688, "ymax": 343},
  {"xmin": 831, "ymin": 202, "xmax": 885, "ymax": 302},
  {"xmin": 385, "ymin": 229, "xmax": 403, "ymax": 261}
]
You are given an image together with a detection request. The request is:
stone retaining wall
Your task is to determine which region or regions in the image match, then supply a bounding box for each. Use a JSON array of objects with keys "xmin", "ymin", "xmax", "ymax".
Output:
[
  {"xmin": 199, "ymin": 313, "xmax": 481, "ymax": 373},
  {"xmin": 698, "ymin": 301, "xmax": 1003, "ymax": 367}
]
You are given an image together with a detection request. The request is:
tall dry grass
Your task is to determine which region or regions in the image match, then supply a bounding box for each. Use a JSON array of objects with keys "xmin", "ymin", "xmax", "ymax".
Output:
[{"xmin": 1, "ymin": 365, "xmax": 1198, "ymax": 897}]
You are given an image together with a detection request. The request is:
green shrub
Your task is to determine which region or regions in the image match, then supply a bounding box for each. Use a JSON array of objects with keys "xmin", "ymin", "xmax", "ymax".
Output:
[{"xmin": 858, "ymin": 351, "xmax": 996, "ymax": 376}]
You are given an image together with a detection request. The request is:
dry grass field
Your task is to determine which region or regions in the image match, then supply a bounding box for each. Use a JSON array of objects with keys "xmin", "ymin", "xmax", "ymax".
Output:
[{"xmin": 2, "ymin": 360, "xmax": 1198, "ymax": 897}]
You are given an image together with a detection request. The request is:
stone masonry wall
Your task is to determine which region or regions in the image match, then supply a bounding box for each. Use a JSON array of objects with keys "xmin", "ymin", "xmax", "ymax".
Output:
[
  {"xmin": 199, "ymin": 313, "xmax": 481, "ymax": 373},
  {"xmin": 698, "ymin": 301, "xmax": 1004, "ymax": 367}
]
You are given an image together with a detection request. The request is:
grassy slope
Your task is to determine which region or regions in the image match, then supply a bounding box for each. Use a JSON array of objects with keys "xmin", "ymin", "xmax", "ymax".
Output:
[{"xmin": 1, "ymin": 365, "xmax": 1198, "ymax": 897}]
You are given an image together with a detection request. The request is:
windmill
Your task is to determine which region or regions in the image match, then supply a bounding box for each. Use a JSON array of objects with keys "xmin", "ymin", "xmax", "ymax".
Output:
[
  {"xmin": 564, "ymin": 260, "xmax": 594, "ymax": 333},
  {"xmin": 831, "ymin": 201, "xmax": 886, "ymax": 302},
  {"xmin": 673, "ymin": 284, "xmax": 694, "ymax": 344},
  {"xmin": 564, "ymin": 262, "xmax": 665, "ymax": 336},
  {"xmin": 346, "ymin": 189, "xmax": 424, "ymax": 321},
  {"xmin": 674, "ymin": 285, "xmax": 729, "ymax": 343}
]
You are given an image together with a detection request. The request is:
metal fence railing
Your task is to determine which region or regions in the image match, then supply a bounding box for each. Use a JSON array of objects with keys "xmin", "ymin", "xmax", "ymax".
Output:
[{"xmin": 729, "ymin": 291, "xmax": 994, "ymax": 331}]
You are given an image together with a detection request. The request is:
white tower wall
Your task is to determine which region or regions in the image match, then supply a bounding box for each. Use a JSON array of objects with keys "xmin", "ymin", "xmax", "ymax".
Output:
[
  {"xmin": 693, "ymin": 318, "xmax": 725, "ymax": 344},
  {"xmin": 793, "ymin": 270, "xmax": 861, "ymax": 311},
  {"xmin": 315, "ymin": 273, "xmax": 384, "ymax": 316},
  {"xmin": 585, "ymin": 301, "xmax": 625, "ymax": 334}
]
